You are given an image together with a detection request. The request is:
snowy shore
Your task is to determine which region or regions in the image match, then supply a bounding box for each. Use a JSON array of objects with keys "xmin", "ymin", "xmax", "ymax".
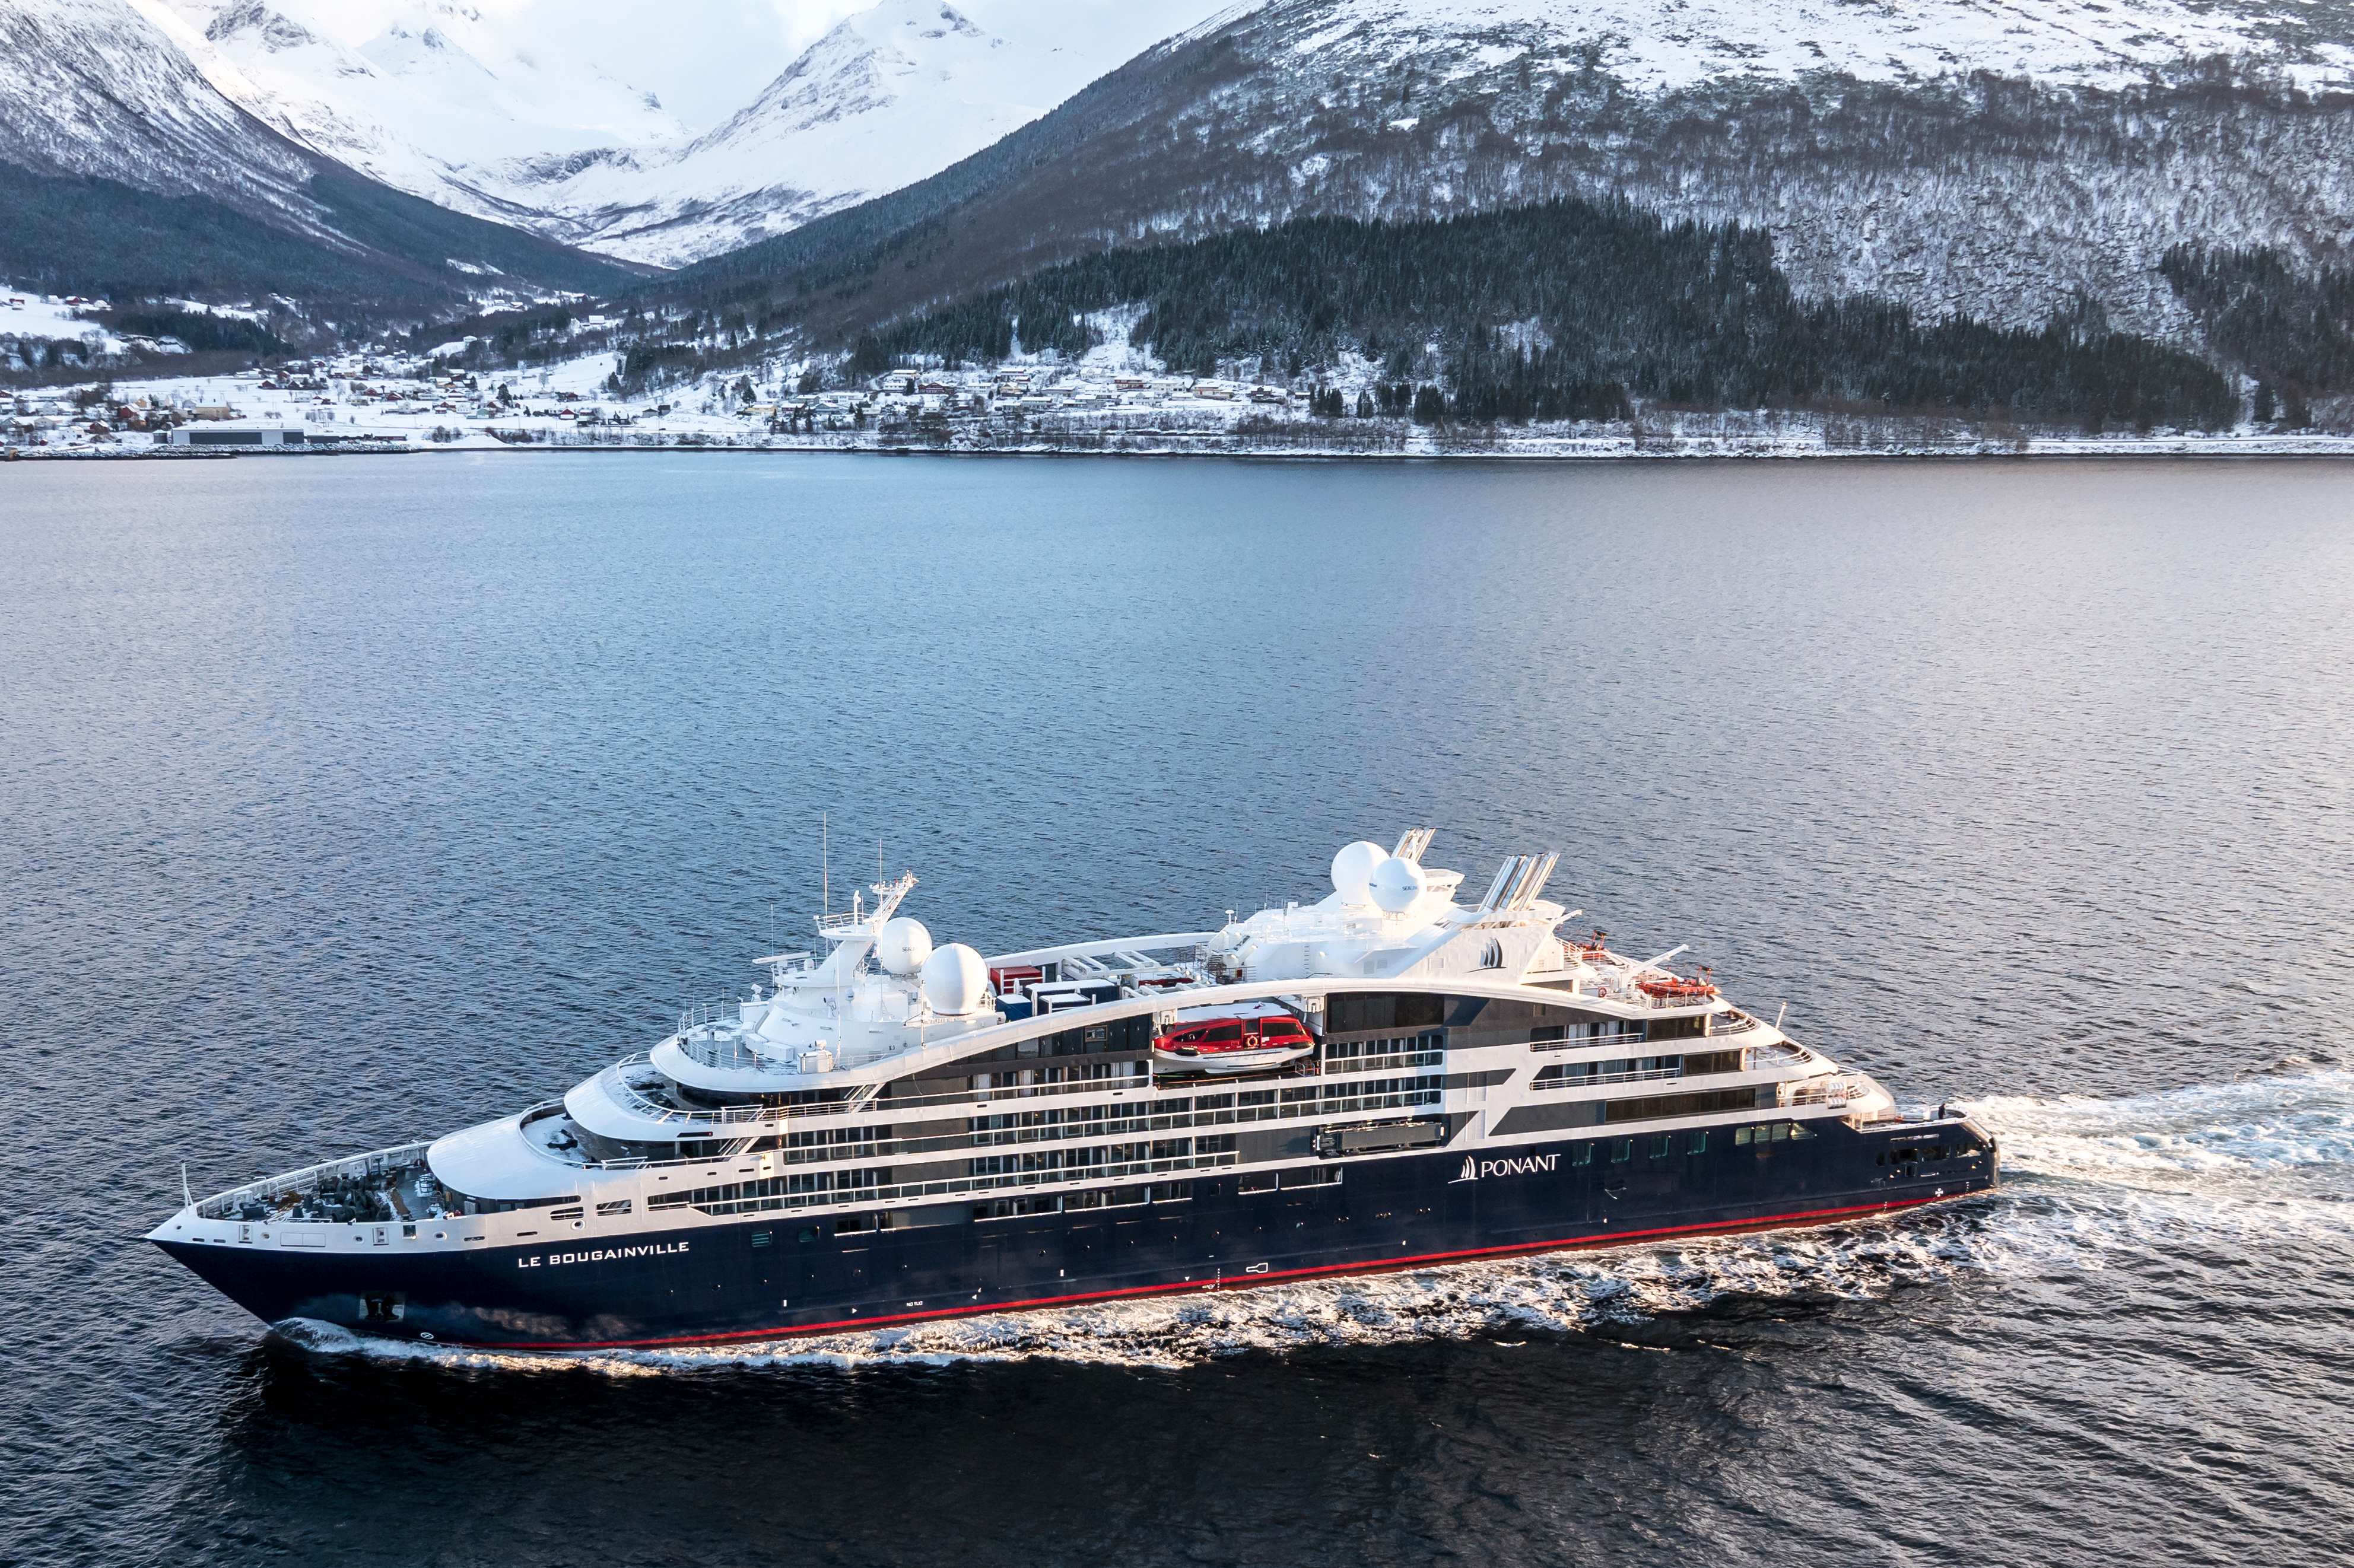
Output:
[
  {"xmin": 18, "ymin": 425, "xmax": 2354, "ymax": 462},
  {"xmin": 13, "ymin": 342, "xmax": 2353, "ymax": 464}
]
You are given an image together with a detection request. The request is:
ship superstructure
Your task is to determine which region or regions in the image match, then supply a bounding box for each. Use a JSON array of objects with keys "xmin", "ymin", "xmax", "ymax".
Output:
[{"xmin": 150, "ymin": 833, "xmax": 1996, "ymax": 1347}]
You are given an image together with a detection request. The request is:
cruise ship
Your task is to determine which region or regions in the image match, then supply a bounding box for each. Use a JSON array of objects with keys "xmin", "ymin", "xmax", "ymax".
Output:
[{"xmin": 150, "ymin": 834, "xmax": 1997, "ymax": 1348}]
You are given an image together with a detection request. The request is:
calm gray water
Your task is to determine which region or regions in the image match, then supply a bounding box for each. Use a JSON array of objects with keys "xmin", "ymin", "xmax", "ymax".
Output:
[{"xmin": 2, "ymin": 452, "xmax": 2349, "ymax": 1567}]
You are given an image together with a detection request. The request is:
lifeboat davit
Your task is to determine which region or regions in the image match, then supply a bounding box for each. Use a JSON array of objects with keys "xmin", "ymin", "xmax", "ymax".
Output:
[{"xmin": 1152, "ymin": 1013, "xmax": 1316, "ymax": 1075}]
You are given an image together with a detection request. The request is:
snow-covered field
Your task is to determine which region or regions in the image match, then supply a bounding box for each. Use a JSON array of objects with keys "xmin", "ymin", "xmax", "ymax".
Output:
[{"xmin": 0, "ymin": 294, "xmax": 113, "ymax": 338}]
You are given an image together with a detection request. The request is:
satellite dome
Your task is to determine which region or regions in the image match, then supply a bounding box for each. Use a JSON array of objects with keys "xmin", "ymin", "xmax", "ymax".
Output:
[
  {"xmin": 1330, "ymin": 840, "xmax": 1388, "ymax": 904},
  {"xmin": 922, "ymin": 943, "xmax": 989, "ymax": 1016},
  {"xmin": 1368, "ymin": 854, "xmax": 1427, "ymax": 914},
  {"xmin": 876, "ymin": 916, "xmax": 932, "ymax": 976}
]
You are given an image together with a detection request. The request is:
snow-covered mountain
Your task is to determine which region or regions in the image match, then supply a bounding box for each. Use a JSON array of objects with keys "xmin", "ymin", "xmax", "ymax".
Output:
[
  {"xmin": 128, "ymin": 0, "xmax": 691, "ymax": 203},
  {"xmin": 0, "ymin": 0, "xmax": 636, "ymax": 300},
  {"xmin": 690, "ymin": 0, "xmax": 2354, "ymax": 348},
  {"xmin": 94, "ymin": 0, "xmax": 1238, "ymax": 267},
  {"xmin": 0, "ymin": 0, "xmax": 314, "ymax": 211},
  {"xmin": 12, "ymin": 0, "xmax": 2354, "ymax": 333},
  {"xmin": 467, "ymin": 0, "xmax": 1241, "ymax": 266}
]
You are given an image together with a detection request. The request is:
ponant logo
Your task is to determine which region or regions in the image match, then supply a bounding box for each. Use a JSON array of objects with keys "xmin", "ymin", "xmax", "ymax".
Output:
[{"xmin": 1450, "ymin": 1152, "xmax": 1559, "ymax": 1184}]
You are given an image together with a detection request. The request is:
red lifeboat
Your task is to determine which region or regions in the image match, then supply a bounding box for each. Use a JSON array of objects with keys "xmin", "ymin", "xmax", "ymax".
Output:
[{"xmin": 1152, "ymin": 1014, "xmax": 1316, "ymax": 1074}]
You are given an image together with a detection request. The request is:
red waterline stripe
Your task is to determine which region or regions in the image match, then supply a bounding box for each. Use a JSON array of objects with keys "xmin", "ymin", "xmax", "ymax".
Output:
[{"xmin": 494, "ymin": 1193, "xmax": 1953, "ymax": 1353}]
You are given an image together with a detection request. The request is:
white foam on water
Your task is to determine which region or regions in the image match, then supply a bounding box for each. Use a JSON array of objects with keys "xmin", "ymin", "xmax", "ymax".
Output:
[
  {"xmin": 1961, "ymin": 1068, "xmax": 2354, "ymax": 1181},
  {"xmin": 318, "ymin": 1229, "xmax": 1988, "ymax": 1376},
  {"xmin": 1940, "ymin": 1068, "xmax": 2354, "ymax": 1274},
  {"xmin": 319, "ymin": 1073, "xmax": 2351, "ymax": 1376}
]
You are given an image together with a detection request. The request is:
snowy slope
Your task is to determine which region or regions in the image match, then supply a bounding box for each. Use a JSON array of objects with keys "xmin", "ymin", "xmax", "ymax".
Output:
[
  {"xmin": 0, "ymin": 0, "xmax": 640, "ymax": 298},
  {"xmin": 1225, "ymin": 0, "xmax": 2354, "ymax": 335},
  {"xmin": 90, "ymin": 0, "xmax": 1235, "ymax": 267},
  {"xmin": 475, "ymin": 0, "xmax": 1241, "ymax": 266},
  {"xmin": 709, "ymin": 0, "xmax": 2354, "ymax": 349},
  {"xmin": 1270, "ymin": 0, "xmax": 2349, "ymax": 96},
  {"xmin": 129, "ymin": 0, "xmax": 692, "ymax": 199},
  {"xmin": 0, "ymin": 0, "xmax": 315, "ymax": 206}
]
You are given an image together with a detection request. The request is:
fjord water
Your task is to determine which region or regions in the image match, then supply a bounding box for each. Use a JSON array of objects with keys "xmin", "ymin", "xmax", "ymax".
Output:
[{"xmin": 3, "ymin": 453, "xmax": 2349, "ymax": 1567}]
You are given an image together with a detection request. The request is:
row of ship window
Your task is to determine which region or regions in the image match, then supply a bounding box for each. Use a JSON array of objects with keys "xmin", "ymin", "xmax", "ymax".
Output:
[
  {"xmin": 971, "ymin": 1134, "xmax": 1237, "ymax": 1176},
  {"xmin": 1324, "ymin": 1031, "xmax": 1447, "ymax": 1066},
  {"xmin": 1549, "ymin": 1121, "xmax": 1821, "ymax": 1163},
  {"xmin": 970, "ymin": 1079, "xmax": 1445, "ymax": 1140},
  {"xmin": 635, "ymin": 1080, "xmax": 1458, "ymax": 1172},
  {"xmin": 1529, "ymin": 1021, "xmax": 1647, "ymax": 1046},
  {"xmin": 738, "ymin": 1176, "xmax": 1228, "ymax": 1241},
  {"xmin": 646, "ymin": 1134, "xmax": 1249, "ymax": 1216},
  {"xmin": 1532, "ymin": 1049, "xmax": 1743, "ymax": 1089},
  {"xmin": 968, "ymin": 1182, "xmax": 1200, "ymax": 1220},
  {"xmin": 643, "ymin": 1118, "xmax": 1836, "ymax": 1222},
  {"xmin": 722, "ymin": 1177, "xmax": 1241, "ymax": 1241}
]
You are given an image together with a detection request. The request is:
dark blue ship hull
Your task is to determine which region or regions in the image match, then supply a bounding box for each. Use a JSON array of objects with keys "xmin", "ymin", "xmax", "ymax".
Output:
[{"xmin": 154, "ymin": 1117, "xmax": 1995, "ymax": 1349}]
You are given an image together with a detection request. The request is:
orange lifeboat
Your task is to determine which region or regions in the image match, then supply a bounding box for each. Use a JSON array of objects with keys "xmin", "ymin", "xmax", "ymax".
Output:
[{"xmin": 1637, "ymin": 966, "xmax": 1720, "ymax": 1001}]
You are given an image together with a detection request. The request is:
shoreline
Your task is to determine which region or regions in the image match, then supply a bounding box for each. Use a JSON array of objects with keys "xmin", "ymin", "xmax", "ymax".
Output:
[{"xmin": 15, "ymin": 433, "xmax": 2354, "ymax": 463}]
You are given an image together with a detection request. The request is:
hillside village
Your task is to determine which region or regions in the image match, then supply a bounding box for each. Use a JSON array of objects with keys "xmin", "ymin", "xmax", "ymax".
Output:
[
  {"xmin": 7, "ymin": 351, "xmax": 1311, "ymax": 453},
  {"xmin": 14, "ymin": 355, "xmax": 2354, "ymax": 462},
  {"xmin": 1, "ymin": 294, "xmax": 1381, "ymax": 454},
  {"xmin": 8, "ymin": 290, "xmax": 2353, "ymax": 462}
]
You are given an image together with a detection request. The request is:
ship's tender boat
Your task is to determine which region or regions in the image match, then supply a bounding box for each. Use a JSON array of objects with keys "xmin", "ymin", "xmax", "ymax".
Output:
[
  {"xmin": 1152, "ymin": 1006, "xmax": 1316, "ymax": 1074},
  {"xmin": 148, "ymin": 831, "xmax": 1997, "ymax": 1350}
]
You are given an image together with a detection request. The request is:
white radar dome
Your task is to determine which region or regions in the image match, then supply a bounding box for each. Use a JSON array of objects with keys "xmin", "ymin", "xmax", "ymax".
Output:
[
  {"xmin": 922, "ymin": 943, "xmax": 990, "ymax": 1016},
  {"xmin": 1330, "ymin": 840, "xmax": 1389, "ymax": 905},
  {"xmin": 1368, "ymin": 854, "xmax": 1428, "ymax": 914},
  {"xmin": 876, "ymin": 916, "xmax": 933, "ymax": 977}
]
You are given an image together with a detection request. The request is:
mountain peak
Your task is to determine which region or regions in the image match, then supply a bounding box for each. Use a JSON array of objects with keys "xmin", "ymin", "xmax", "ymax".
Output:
[
  {"xmin": 457, "ymin": 1, "xmax": 1237, "ymax": 267},
  {"xmin": 74, "ymin": 1, "xmax": 1232, "ymax": 268}
]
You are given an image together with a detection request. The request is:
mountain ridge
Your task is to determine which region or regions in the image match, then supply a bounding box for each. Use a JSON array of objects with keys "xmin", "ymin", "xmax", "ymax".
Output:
[
  {"xmin": 0, "ymin": 0, "xmax": 638, "ymax": 310},
  {"xmin": 637, "ymin": 0, "xmax": 2354, "ymax": 354},
  {"xmin": 110, "ymin": 0, "xmax": 1238, "ymax": 266}
]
